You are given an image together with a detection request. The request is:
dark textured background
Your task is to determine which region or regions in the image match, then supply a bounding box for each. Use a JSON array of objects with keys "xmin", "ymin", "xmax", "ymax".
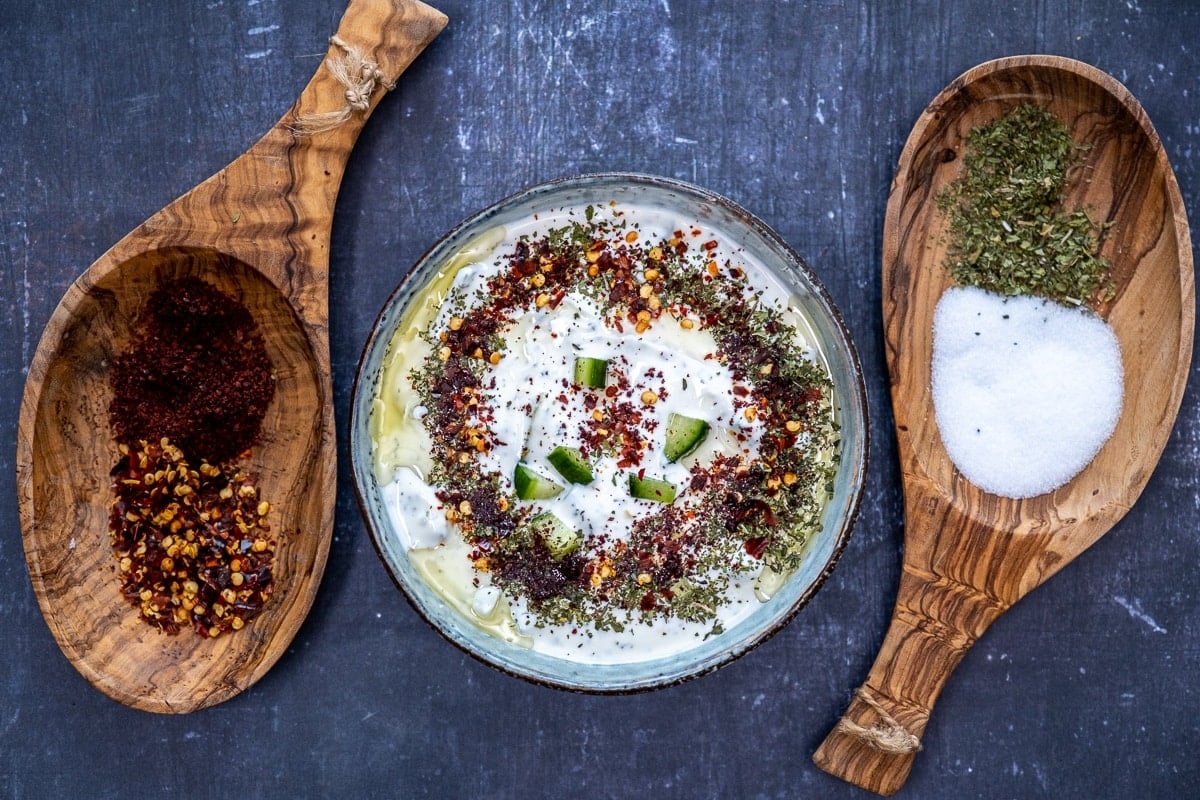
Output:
[{"xmin": 4, "ymin": 1, "xmax": 1199, "ymax": 798}]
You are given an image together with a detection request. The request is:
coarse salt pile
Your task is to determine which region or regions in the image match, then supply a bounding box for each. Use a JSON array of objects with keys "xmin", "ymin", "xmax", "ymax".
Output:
[{"xmin": 931, "ymin": 286, "xmax": 1123, "ymax": 499}]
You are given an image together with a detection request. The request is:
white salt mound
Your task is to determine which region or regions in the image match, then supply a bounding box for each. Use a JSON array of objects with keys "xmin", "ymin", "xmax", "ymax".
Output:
[{"xmin": 931, "ymin": 286, "xmax": 1123, "ymax": 499}]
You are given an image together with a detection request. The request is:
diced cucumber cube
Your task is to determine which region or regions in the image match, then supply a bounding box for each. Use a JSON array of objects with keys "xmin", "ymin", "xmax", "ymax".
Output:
[
  {"xmin": 664, "ymin": 412, "xmax": 710, "ymax": 462},
  {"xmin": 628, "ymin": 473, "xmax": 678, "ymax": 504},
  {"xmin": 513, "ymin": 463, "xmax": 564, "ymax": 500},
  {"xmin": 573, "ymin": 356, "xmax": 609, "ymax": 389},
  {"xmin": 527, "ymin": 512, "xmax": 581, "ymax": 560},
  {"xmin": 547, "ymin": 445, "xmax": 594, "ymax": 485}
]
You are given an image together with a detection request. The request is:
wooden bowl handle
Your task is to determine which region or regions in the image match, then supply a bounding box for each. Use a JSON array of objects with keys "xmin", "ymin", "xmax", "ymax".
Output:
[
  {"xmin": 288, "ymin": 0, "xmax": 447, "ymax": 135},
  {"xmin": 336, "ymin": 0, "xmax": 448, "ymax": 83},
  {"xmin": 813, "ymin": 563, "xmax": 1009, "ymax": 795},
  {"xmin": 149, "ymin": 0, "xmax": 447, "ymax": 298}
]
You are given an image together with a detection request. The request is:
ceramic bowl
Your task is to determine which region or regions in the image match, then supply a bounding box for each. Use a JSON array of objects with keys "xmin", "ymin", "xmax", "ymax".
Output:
[{"xmin": 349, "ymin": 174, "xmax": 868, "ymax": 691}]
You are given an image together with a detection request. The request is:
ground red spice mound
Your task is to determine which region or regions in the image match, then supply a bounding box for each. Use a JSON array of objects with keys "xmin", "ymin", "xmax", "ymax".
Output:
[{"xmin": 108, "ymin": 276, "xmax": 275, "ymax": 464}]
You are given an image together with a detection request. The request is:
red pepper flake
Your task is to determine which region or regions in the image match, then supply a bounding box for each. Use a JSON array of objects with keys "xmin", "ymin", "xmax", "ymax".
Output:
[{"xmin": 743, "ymin": 536, "xmax": 769, "ymax": 560}]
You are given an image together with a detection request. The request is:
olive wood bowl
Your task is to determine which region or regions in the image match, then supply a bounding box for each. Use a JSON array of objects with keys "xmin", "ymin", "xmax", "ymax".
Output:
[
  {"xmin": 16, "ymin": 0, "xmax": 446, "ymax": 713},
  {"xmin": 813, "ymin": 55, "xmax": 1194, "ymax": 795}
]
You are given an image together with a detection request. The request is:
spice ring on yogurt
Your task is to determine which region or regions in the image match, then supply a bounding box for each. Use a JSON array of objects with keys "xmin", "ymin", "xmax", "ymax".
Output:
[{"xmin": 369, "ymin": 194, "xmax": 848, "ymax": 665}]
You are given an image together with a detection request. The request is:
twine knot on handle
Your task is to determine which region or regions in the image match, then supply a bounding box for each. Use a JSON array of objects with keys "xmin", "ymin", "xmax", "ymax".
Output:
[
  {"xmin": 836, "ymin": 688, "xmax": 922, "ymax": 754},
  {"xmin": 292, "ymin": 35, "xmax": 394, "ymax": 136}
]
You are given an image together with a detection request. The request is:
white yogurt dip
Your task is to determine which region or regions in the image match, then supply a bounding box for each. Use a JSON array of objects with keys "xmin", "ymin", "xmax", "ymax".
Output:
[{"xmin": 371, "ymin": 202, "xmax": 839, "ymax": 663}]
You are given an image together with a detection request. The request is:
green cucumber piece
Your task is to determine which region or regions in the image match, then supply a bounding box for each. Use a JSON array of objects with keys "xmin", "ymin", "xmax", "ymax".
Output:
[
  {"xmin": 547, "ymin": 446, "xmax": 594, "ymax": 485},
  {"xmin": 628, "ymin": 473, "xmax": 678, "ymax": 504},
  {"xmin": 664, "ymin": 412, "xmax": 710, "ymax": 462},
  {"xmin": 573, "ymin": 356, "xmax": 609, "ymax": 388},
  {"xmin": 513, "ymin": 463, "xmax": 564, "ymax": 500},
  {"xmin": 527, "ymin": 512, "xmax": 581, "ymax": 560}
]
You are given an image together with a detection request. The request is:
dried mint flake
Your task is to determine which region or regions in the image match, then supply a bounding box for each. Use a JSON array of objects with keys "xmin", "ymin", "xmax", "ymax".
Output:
[{"xmin": 937, "ymin": 102, "xmax": 1113, "ymax": 307}]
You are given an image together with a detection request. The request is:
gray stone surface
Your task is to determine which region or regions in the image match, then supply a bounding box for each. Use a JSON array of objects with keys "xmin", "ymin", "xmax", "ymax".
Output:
[{"xmin": 2, "ymin": 1, "xmax": 1198, "ymax": 797}]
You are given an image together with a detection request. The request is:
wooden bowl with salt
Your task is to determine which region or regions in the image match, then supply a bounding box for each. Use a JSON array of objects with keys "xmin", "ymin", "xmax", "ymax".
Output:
[{"xmin": 813, "ymin": 55, "xmax": 1193, "ymax": 794}]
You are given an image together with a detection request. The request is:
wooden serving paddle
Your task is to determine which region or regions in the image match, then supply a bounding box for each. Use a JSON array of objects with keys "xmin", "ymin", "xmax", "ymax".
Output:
[
  {"xmin": 16, "ymin": 0, "xmax": 446, "ymax": 713},
  {"xmin": 813, "ymin": 56, "xmax": 1193, "ymax": 794}
]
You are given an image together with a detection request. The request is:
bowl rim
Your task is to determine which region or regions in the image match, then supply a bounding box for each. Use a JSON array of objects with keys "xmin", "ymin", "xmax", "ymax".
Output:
[{"xmin": 349, "ymin": 172, "xmax": 869, "ymax": 693}]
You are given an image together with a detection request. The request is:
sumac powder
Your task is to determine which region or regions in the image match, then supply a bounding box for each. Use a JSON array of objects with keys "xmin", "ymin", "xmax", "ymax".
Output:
[{"xmin": 109, "ymin": 276, "xmax": 275, "ymax": 463}]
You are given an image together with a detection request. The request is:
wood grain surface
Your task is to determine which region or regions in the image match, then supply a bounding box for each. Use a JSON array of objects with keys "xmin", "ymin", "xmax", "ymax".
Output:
[
  {"xmin": 3, "ymin": 2, "xmax": 1200, "ymax": 798},
  {"xmin": 15, "ymin": 0, "xmax": 446, "ymax": 713},
  {"xmin": 813, "ymin": 55, "xmax": 1194, "ymax": 795}
]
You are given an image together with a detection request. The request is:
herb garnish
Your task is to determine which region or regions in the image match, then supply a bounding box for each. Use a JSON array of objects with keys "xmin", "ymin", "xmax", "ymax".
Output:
[{"xmin": 937, "ymin": 103, "xmax": 1112, "ymax": 307}]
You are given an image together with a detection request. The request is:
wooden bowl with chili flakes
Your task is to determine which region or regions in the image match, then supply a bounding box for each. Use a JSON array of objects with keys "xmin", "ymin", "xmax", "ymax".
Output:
[
  {"xmin": 16, "ymin": 0, "xmax": 447, "ymax": 713},
  {"xmin": 350, "ymin": 173, "xmax": 869, "ymax": 692}
]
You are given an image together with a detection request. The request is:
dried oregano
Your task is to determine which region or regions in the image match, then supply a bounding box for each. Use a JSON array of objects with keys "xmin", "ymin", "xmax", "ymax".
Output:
[{"xmin": 937, "ymin": 102, "xmax": 1113, "ymax": 307}]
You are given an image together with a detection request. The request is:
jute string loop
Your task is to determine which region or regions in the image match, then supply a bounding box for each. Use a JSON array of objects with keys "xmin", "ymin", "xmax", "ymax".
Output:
[
  {"xmin": 836, "ymin": 687, "xmax": 922, "ymax": 754},
  {"xmin": 292, "ymin": 35, "xmax": 394, "ymax": 136}
]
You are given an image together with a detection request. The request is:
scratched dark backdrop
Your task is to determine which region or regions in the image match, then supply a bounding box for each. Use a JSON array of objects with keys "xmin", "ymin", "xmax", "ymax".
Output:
[{"xmin": 3, "ymin": 1, "xmax": 1199, "ymax": 798}]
